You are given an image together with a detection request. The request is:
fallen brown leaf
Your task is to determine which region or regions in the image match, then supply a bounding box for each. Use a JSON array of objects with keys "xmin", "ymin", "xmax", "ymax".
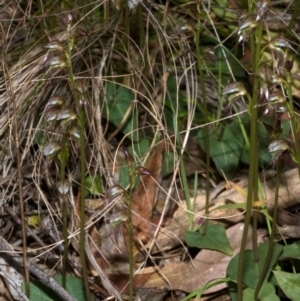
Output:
[
  {"xmin": 143, "ymin": 223, "xmax": 267, "ymax": 294},
  {"xmin": 131, "ymin": 142, "xmax": 164, "ymax": 243},
  {"xmin": 85, "ymin": 142, "xmax": 165, "ymax": 295}
]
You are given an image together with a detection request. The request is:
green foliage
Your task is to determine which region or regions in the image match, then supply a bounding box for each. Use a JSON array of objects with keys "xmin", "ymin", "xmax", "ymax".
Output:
[
  {"xmin": 240, "ymin": 118, "xmax": 273, "ymax": 166},
  {"xmin": 84, "ymin": 174, "xmax": 103, "ymax": 196},
  {"xmin": 101, "ymin": 82, "xmax": 136, "ymax": 140},
  {"xmin": 279, "ymin": 242, "xmax": 300, "ymax": 260},
  {"xmin": 242, "ymin": 282, "xmax": 280, "ymax": 301},
  {"xmin": 205, "ymin": 46, "xmax": 246, "ymax": 79},
  {"xmin": 197, "ymin": 113, "xmax": 287, "ymax": 178},
  {"xmin": 227, "ymin": 243, "xmax": 283, "ymax": 301},
  {"xmin": 164, "ymin": 76, "xmax": 189, "ymax": 131},
  {"xmin": 197, "ymin": 119, "xmax": 244, "ymax": 178},
  {"xmin": 118, "ymin": 139, "xmax": 174, "ymax": 187},
  {"xmin": 273, "ymin": 271, "xmax": 300, "ymax": 301},
  {"xmin": 162, "ymin": 152, "xmax": 175, "ymax": 177},
  {"xmin": 128, "ymin": 139, "xmax": 150, "ymax": 159},
  {"xmin": 118, "ymin": 139, "xmax": 150, "ymax": 187},
  {"xmin": 21, "ymin": 276, "xmax": 92, "ymax": 301},
  {"xmin": 184, "ymin": 221, "xmax": 232, "ymax": 255}
]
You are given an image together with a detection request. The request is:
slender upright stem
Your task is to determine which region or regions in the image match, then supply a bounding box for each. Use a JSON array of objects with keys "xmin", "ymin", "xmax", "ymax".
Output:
[
  {"xmin": 127, "ymin": 164, "xmax": 135, "ymax": 301},
  {"xmin": 254, "ymin": 162, "xmax": 281, "ymax": 300},
  {"xmin": 237, "ymin": 17, "xmax": 263, "ymax": 301},
  {"xmin": 196, "ymin": 4, "xmax": 210, "ymax": 233},
  {"xmin": 65, "ymin": 26, "xmax": 91, "ymax": 301},
  {"xmin": 286, "ymin": 72, "xmax": 300, "ymax": 176},
  {"xmin": 60, "ymin": 142, "xmax": 68, "ymax": 289}
]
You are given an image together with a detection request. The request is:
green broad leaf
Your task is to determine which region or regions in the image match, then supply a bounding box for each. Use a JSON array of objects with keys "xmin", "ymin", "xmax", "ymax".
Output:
[
  {"xmin": 162, "ymin": 152, "xmax": 175, "ymax": 177},
  {"xmin": 184, "ymin": 221, "xmax": 232, "ymax": 255},
  {"xmin": 128, "ymin": 138, "xmax": 150, "ymax": 159},
  {"xmin": 163, "ymin": 76, "xmax": 187, "ymax": 131},
  {"xmin": 197, "ymin": 121, "xmax": 244, "ymax": 178},
  {"xmin": 165, "ymin": 77, "xmax": 186, "ymax": 113},
  {"xmin": 122, "ymin": 116, "xmax": 138, "ymax": 141},
  {"xmin": 240, "ymin": 119, "xmax": 272, "ymax": 167},
  {"xmin": 273, "ymin": 271, "xmax": 300, "ymax": 301},
  {"xmin": 84, "ymin": 175, "xmax": 103, "ymax": 196},
  {"xmin": 204, "ymin": 46, "xmax": 246, "ymax": 78},
  {"xmin": 21, "ymin": 275, "xmax": 91, "ymax": 301},
  {"xmin": 281, "ymin": 120, "xmax": 291, "ymax": 137},
  {"xmin": 279, "ymin": 242, "xmax": 300, "ymax": 260},
  {"xmin": 118, "ymin": 139, "xmax": 150, "ymax": 187},
  {"xmin": 33, "ymin": 128, "xmax": 47, "ymax": 146},
  {"xmin": 119, "ymin": 165, "xmax": 132, "ymax": 188},
  {"xmin": 242, "ymin": 283, "xmax": 280, "ymax": 301},
  {"xmin": 163, "ymin": 107, "xmax": 176, "ymax": 131},
  {"xmin": 101, "ymin": 82, "xmax": 135, "ymax": 139},
  {"xmin": 227, "ymin": 242, "xmax": 283, "ymax": 291}
]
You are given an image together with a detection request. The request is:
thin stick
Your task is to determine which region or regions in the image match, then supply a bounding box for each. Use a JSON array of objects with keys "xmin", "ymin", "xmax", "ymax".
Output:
[{"xmin": 0, "ymin": 236, "xmax": 77, "ymax": 301}]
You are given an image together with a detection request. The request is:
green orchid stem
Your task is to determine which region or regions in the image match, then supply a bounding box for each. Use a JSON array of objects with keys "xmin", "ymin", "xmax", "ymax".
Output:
[
  {"xmin": 252, "ymin": 211, "xmax": 259, "ymax": 262},
  {"xmin": 179, "ymin": 152, "xmax": 193, "ymax": 229},
  {"xmin": 286, "ymin": 72, "xmax": 300, "ymax": 176},
  {"xmin": 237, "ymin": 17, "xmax": 263, "ymax": 301},
  {"xmin": 123, "ymin": 0, "xmax": 129, "ymax": 54},
  {"xmin": 196, "ymin": 4, "xmax": 210, "ymax": 233},
  {"xmin": 62, "ymin": 200, "xmax": 68, "ymax": 287},
  {"xmin": 66, "ymin": 25, "xmax": 91, "ymax": 301},
  {"xmin": 254, "ymin": 162, "xmax": 281, "ymax": 300},
  {"xmin": 127, "ymin": 165, "xmax": 135, "ymax": 301},
  {"xmin": 287, "ymin": 0, "xmax": 300, "ymax": 39},
  {"xmin": 60, "ymin": 142, "xmax": 68, "ymax": 289},
  {"xmin": 137, "ymin": 3, "xmax": 145, "ymax": 50}
]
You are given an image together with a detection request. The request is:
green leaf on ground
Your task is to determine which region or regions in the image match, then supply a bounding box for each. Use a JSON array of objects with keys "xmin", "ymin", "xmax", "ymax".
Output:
[
  {"xmin": 279, "ymin": 242, "xmax": 300, "ymax": 260},
  {"xmin": 101, "ymin": 82, "xmax": 136, "ymax": 139},
  {"xmin": 273, "ymin": 271, "xmax": 300, "ymax": 301},
  {"xmin": 118, "ymin": 139, "xmax": 150, "ymax": 187},
  {"xmin": 22, "ymin": 275, "xmax": 91, "ymax": 301},
  {"xmin": 197, "ymin": 120, "xmax": 243, "ymax": 179},
  {"xmin": 241, "ymin": 120, "xmax": 272, "ymax": 166},
  {"xmin": 162, "ymin": 152, "xmax": 175, "ymax": 177},
  {"xmin": 184, "ymin": 221, "xmax": 232, "ymax": 255},
  {"xmin": 128, "ymin": 138, "xmax": 150, "ymax": 159},
  {"xmin": 227, "ymin": 242, "xmax": 283, "ymax": 291},
  {"xmin": 163, "ymin": 76, "xmax": 189, "ymax": 131},
  {"xmin": 243, "ymin": 282, "xmax": 279, "ymax": 301},
  {"xmin": 85, "ymin": 174, "xmax": 103, "ymax": 196}
]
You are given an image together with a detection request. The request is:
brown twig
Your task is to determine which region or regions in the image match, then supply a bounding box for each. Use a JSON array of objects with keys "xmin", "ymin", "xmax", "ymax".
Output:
[{"xmin": 0, "ymin": 236, "xmax": 77, "ymax": 301}]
